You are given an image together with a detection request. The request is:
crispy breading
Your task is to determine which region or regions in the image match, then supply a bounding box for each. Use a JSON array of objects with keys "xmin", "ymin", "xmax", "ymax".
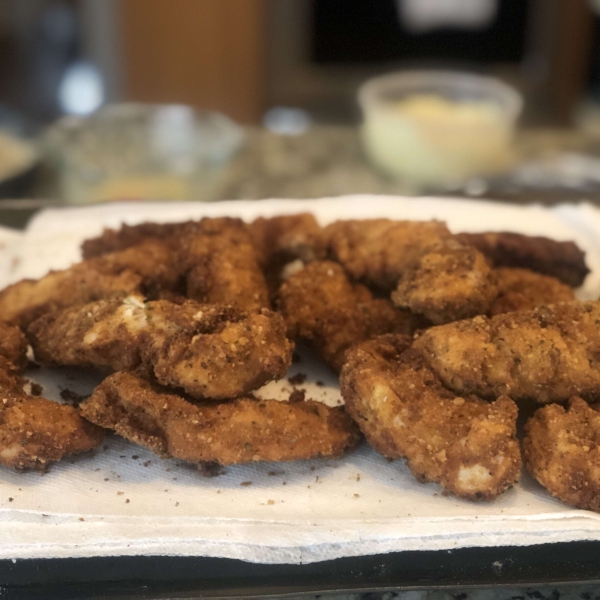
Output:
[
  {"xmin": 28, "ymin": 297, "xmax": 293, "ymax": 400},
  {"xmin": 90, "ymin": 239, "xmax": 183, "ymax": 297},
  {"xmin": 0, "ymin": 267, "xmax": 141, "ymax": 329},
  {"xmin": 392, "ymin": 239, "xmax": 497, "ymax": 324},
  {"xmin": 249, "ymin": 213, "xmax": 325, "ymax": 265},
  {"xmin": 490, "ymin": 267, "xmax": 575, "ymax": 316},
  {"xmin": 413, "ymin": 301, "xmax": 600, "ymax": 404},
  {"xmin": 249, "ymin": 213, "xmax": 326, "ymax": 297},
  {"xmin": 0, "ymin": 361, "xmax": 103, "ymax": 471},
  {"xmin": 83, "ymin": 217, "xmax": 270, "ymax": 310},
  {"xmin": 0, "ymin": 321, "xmax": 28, "ymax": 368},
  {"xmin": 0, "ymin": 239, "xmax": 182, "ymax": 328},
  {"xmin": 456, "ymin": 231, "xmax": 589, "ymax": 287},
  {"xmin": 81, "ymin": 221, "xmax": 192, "ymax": 258},
  {"xmin": 81, "ymin": 216, "xmax": 265, "ymax": 259},
  {"xmin": 276, "ymin": 261, "xmax": 421, "ymax": 372},
  {"xmin": 81, "ymin": 371, "xmax": 360, "ymax": 465},
  {"xmin": 180, "ymin": 224, "xmax": 270, "ymax": 311},
  {"xmin": 523, "ymin": 397, "xmax": 600, "ymax": 512},
  {"xmin": 323, "ymin": 219, "xmax": 451, "ymax": 291},
  {"xmin": 340, "ymin": 335, "xmax": 521, "ymax": 500}
]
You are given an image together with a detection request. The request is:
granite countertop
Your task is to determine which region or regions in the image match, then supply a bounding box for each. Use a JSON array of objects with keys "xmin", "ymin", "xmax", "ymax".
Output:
[
  {"xmin": 210, "ymin": 125, "xmax": 600, "ymax": 205},
  {"xmin": 298, "ymin": 587, "xmax": 600, "ymax": 600},
  {"xmin": 13, "ymin": 124, "xmax": 600, "ymax": 210}
]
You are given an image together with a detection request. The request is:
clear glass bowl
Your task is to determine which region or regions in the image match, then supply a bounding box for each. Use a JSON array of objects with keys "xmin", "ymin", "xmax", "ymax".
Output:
[
  {"xmin": 44, "ymin": 103, "xmax": 244, "ymax": 204},
  {"xmin": 358, "ymin": 70, "xmax": 523, "ymax": 188}
]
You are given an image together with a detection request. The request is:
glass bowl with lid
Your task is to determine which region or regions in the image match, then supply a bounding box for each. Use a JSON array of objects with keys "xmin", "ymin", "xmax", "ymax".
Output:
[
  {"xmin": 358, "ymin": 70, "xmax": 523, "ymax": 188},
  {"xmin": 44, "ymin": 103, "xmax": 244, "ymax": 204}
]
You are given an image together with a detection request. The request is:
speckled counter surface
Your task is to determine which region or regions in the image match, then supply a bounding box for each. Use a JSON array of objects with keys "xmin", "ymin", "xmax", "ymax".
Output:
[
  {"xmin": 8, "ymin": 124, "xmax": 600, "ymax": 209},
  {"xmin": 210, "ymin": 125, "xmax": 600, "ymax": 204},
  {"xmin": 213, "ymin": 126, "xmax": 407, "ymax": 200},
  {"xmin": 295, "ymin": 589, "xmax": 599, "ymax": 600}
]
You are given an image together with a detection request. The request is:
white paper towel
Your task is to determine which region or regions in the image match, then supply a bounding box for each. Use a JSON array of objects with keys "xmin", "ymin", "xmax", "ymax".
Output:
[{"xmin": 1, "ymin": 194, "xmax": 600, "ymax": 564}]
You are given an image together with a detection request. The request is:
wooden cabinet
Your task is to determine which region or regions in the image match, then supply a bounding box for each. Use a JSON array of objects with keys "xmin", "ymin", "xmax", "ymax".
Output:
[{"xmin": 120, "ymin": 0, "xmax": 267, "ymax": 123}]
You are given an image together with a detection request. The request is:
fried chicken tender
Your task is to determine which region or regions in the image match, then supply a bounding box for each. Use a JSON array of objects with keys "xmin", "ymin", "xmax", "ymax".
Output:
[
  {"xmin": 340, "ymin": 335, "xmax": 521, "ymax": 500},
  {"xmin": 0, "ymin": 267, "xmax": 141, "ymax": 329},
  {"xmin": 490, "ymin": 267, "xmax": 574, "ymax": 316},
  {"xmin": 523, "ymin": 397, "xmax": 600, "ymax": 512},
  {"xmin": 249, "ymin": 213, "xmax": 326, "ymax": 296},
  {"xmin": 91, "ymin": 239, "xmax": 183, "ymax": 297},
  {"xmin": 0, "ymin": 239, "xmax": 182, "ymax": 328},
  {"xmin": 82, "ymin": 217, "xmax": 270, "ymax": 311},
  {"xmin": 323, "ymin": 219, "xmax": 452, "ymax": 291},
  {"xmin": 456, "ymin": 231, "xmax": 589, "ymax": 287},
  {"xmin": 0, "ymin": 361, "xmax": 103, "ymax": 471},
  {"xmin": 28, "ymin": 297, "xmax": 293, "ymax": 400},
  {"xmin": 413, "ymin": 301, "xmax": 600, "ymax": 404},
  {"xmin": 180, "ymin": 221, "xmax": 270, "ymax": 311},
  {"xmin": 81, "ymin": 220, "xmax": 198, "ymax": 259},
  {"xmin": 392, "ymin": 238, "xmax": 498, "ymax": 324},
  {"xmin": 0, "ymin": 321, "xmax": 28, "ymax": 368},
  {"xmin": 249, "ymin": 213, "xmax": 325, "ymax": 265},
  {"xmin": 276, "ymin": 261, "xmax": 421, "ymax": 372},
  {"xmin": 81, "ymin": 371, "xmax": 360, "ymax": 465}
]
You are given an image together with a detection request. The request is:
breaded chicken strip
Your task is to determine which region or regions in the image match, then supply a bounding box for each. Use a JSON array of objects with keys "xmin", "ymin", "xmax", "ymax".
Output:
[
  {"xmin": 456, "ymin": 231, "xmax": 589, "ymax": 287},
  {"xmin": 81, "ymin": 220, "xmax": 198, "ymax": 258},
  {"xmin": 249, "ymin": 213, "xmax": 325, "ymax": 265},
  {"xmin": 0, "ymin": 361, "xmax": 103, "ymax": 471},
  {"xmin": 82, "ymin": 217, "xmax": 270, "ymax": 311},
  {"xmin": 0, "ymin": 239, "xmax": 180, "ymax": 328},
  {"xmin": 277, "ymin": 261, "xmax": 422, "ymax": 372},
  {"xmin": 490, "ymin": 267, "xmax": 574, "ymax": 316},
  {"xmin": 81, "ymin": 371, "xmax": 360, "ymax": 465},
  {"xmin": 0, "ymin": 267, "xmax": 140, "ymax": 329},
  {"xmin": 414, "ymin": 302, "xmax": 600, "ymax": 404},
  {"xmin": 323, "ymin": 219, "xmax": 451, "ymax": 291},
  {"xmin": 340, "ymin": 335, "xmax": 520, "ymax": 500},
  {"xmin": 392, "ymin": 238, "xmax": 497, "ymax": 324},
  {"xmin": 180, "ymin": 222, "xmax": 270, "ymax": 311},
  {"xmin": 91, "ymin": 239, "xmax": 183, "ymax": 297},
  {"xmin": 249, "ymin": 213, "xmax": 326, "ymax": 297},
  {"xmin": 28, "ymin": 297, "xmax": 293, "ymax": 400},
  {"xmin": 523, "ymin": 397, "xmax": 600, "ymax": 512},
  {"xmin": 82, "ymin": 216, "xmax": 265, "ymax": 259},
  {"xmin": 0, "ymin": 321, "xmax": 28, "ymax": 368}
]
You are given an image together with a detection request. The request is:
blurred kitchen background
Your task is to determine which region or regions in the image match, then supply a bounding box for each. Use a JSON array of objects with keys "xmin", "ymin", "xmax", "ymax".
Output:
[{"xmin": 3, "ymin": 0, "xmax": 600, "ymax": 210}]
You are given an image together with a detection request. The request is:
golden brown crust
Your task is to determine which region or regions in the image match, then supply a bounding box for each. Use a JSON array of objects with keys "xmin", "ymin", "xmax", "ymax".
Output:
[
  {"xmin": 456, "ymin": 231, "xmax": 589, "ymax": 288},
  {"xmin": 490, "ymin": 267, "xmax": 575, "ymax": 316},
  {"xmin": 413, "ymin": 301, "xmax": 600, "ymax": 403},
  {"xmin": 81, "ymin": 371, "xmax": 360, "ymax": 465},
  {"xmin": 0, "ymin": 239, "xmax": 185, "ymax": 329},
  {"xmin": 90, "ymin": 239, "xmax": 184, "ymax": 298},
  {"xmin": 249, "ymin": 213, "xmax": 327, "ymax": 298},
  {"xmin": 323, "ymin": 219, "xmax": 451, "ymax": 291},
  {"xmin": 276, "ymin": 261, "xmax": 421, "ymax": 372},
  {"xmin": 340, "ymin": 335, "xmax": 521, "ymax": 500},
  {"xmin": 523, "ymin": 397, "xmax": 600, "ymax": 512},
  {"xmin": 83, "ymin": 218, "xmax": 271, "ymax": 311},
  {"xmin": 0, "ymin": 360, "xmax": 103, "ymax": 471},
  {"xmin": 0, "ymin": 396, "xmax": 104, "ymax": 471},
  {"xmin": 0, "ymin": 321, "xmax": 28, "ymax": 369},
  {"xmin": 392, "ymin": 239, "xmax": 497, "ymax": 324},
  {"xmin": 0, "ymin": 268, "xmax": 142, "ymax": 329},
  {"xmin": 81, "ymin": 221, "xmax": 194, "ymax": 258},
  {"xmin": 180, "ymin": 223, "xmax": 270, "ymax": 311},
  {"xmin": 249, "ymin": 213, "xmax": 325, "ymax": 265},
  {"xmin": 28, "ymin": 297, "xmax": 294, "ymax": 400}
]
